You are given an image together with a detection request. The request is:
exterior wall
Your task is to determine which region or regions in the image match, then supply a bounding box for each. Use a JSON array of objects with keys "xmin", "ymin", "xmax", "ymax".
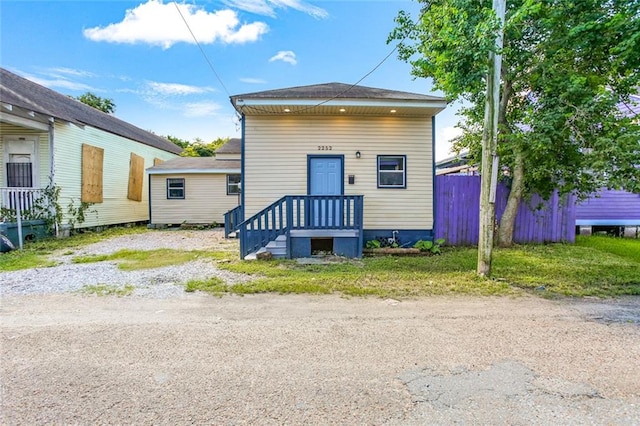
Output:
[
  {"xmin": 0, "ymin": 122, "xmax": 50, "ymax": 187},
  {"xmin": 52, "ymin": 122, "xmax": 178, "ymax": 228},
  {"xmin": 149, "ymin": 173, "xmax": 240, "ymax": 225},
  {"xmin": 576, "ymin": 189, "xmax": 640, "ymax": 225},
  {"xmin": 243, "ymin": 115, "xmax": 433, "ymax": 230}
]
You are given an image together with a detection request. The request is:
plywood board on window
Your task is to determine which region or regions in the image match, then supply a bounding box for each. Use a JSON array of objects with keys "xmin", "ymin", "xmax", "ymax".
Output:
[
  {"xmin": 153, "ymin": 158, "xmax": 164, "ymax": 166},
  {"xmin": 81, "ymin": 143, "xmax": 104, "ymax": 203},
  {"xmin": 128, "ymin": 153, "xmax": 144, "ymax": 201}
]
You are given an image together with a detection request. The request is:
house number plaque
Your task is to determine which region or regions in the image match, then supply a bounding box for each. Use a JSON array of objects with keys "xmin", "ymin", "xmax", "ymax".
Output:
[{"xmin": 317, "ymin": 146, "xmax": 332, "ymax": 151}]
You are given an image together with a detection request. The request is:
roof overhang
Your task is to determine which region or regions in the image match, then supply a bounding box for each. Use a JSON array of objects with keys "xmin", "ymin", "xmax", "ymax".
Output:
[
  {"xmin": 233, "ymin": 98, "xmax": 448, "ymax": 117},
  {"xmin": 147, "ymin": 168, "xmax": 241, "ymax": 175},
  {"xmin": 1, "ymin": 103, "xmax": 52, "ymax": 131}
]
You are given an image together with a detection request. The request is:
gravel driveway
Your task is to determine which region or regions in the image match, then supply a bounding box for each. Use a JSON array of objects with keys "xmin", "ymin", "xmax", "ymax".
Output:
[{"xmin": 1, "ymin": 229, "xmax": 639, "ymax": 425}]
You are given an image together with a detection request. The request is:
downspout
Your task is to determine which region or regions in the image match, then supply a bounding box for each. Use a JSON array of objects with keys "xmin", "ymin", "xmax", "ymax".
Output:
[
  {"xmin": 48, "ymin": 118, "xmax": 58, "ymax": 236},
  {"xmin": 431, "ymin": 115, "xmax": 436, "ymax": 241},
  {"xmin": 241, "ymin": 113, "xmax": 245, "ymax": 220},
  {"xmin": 148, "ymin": 174, "xmax": 152, "ymax": 226}
]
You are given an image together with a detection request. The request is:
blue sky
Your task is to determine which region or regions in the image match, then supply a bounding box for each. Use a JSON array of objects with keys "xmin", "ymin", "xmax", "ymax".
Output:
[{"xmin": 1, "ymin": 0, "xmax": 463, "ymax": 160}]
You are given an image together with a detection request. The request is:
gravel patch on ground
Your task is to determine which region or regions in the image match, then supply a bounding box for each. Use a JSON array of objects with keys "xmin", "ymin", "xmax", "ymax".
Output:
[{"xmin": 1, "ymin": 228, "xmax": 251, "ymax": 298}]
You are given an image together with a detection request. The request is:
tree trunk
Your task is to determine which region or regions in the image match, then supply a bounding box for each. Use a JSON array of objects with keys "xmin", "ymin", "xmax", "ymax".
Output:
[{"xmin": 497, "ymin": 150, "xmax": 524, "ymax": 247}]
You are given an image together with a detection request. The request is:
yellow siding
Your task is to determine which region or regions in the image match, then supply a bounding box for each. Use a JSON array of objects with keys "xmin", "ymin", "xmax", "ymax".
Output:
[
  {"xmin": 53, "ymin": 123, "xmax": 178, "ymax": 228},
  {"xmin": 244, "ymin": 115, "xmax": 433, "ymax": 230},
  {"xmin": 0, "ymin": 123, "xmax": 50, "ymax": 187},
  {"xmin": 150, "ymin": 174, "xmax": 240, "ymax": 225}
]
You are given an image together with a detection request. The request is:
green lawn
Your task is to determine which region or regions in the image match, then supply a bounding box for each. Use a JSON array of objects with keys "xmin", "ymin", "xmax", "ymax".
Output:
[
  {"xmin": 2, "ymin": 228, "xmax": 638, "ymax": 298},
  {"xmin": 195, "ymin": 237, "xmax": 640, "ymax": 298}
]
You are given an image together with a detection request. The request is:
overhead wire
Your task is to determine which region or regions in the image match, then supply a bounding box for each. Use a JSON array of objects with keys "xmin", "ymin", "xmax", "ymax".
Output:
[
  {"xmin": 174, "ymin": 2, "xmax": 424, "ymax": 116},
  {"xmin": 173, "ymin": 1, "xmax": 231, "ymax": 98}
]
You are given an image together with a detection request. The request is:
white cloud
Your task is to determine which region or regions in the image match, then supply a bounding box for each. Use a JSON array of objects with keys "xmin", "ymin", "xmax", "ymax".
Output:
[
  {"xmin": 269, "ymin": 50, "xmax": 297, "ymax": 65},
  {"xmin": 224, "ymin": 0, "xmax": 328, "ymax": 18},
  {"xmin": 240, "ymin": 77, "xmax": 267, "ymax": 84},
  {"xmin": 147, "ymin": 81, "xmax": 216, "ymax": 96},
  {"xmin": 439, "ymin": 125, "xmax": 463, "ymax": 142},
  {"xmin": 21, "ymin": 72, "xmax": 97, "ymax": 93},
  {"xmin": 184, "ymin": 101, "xmax": 222, "ymax": 117},
  {"xmin": 83, "ymin": 0, "xmax": 268, "ymax": 49},
  {"xmin": 435, "ymin": 126, "xmax": 463, "ymax": 161},
  {"xmin": 45, "ymin": 67, "xmax": 96, "ymax": 79}
]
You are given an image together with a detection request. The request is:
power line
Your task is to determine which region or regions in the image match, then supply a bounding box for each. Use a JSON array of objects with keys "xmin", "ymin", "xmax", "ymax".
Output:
[
  {"xmin": 175, "ymin": 2, "xmax": 422, "ymax": 115},
  {"xmin": 173, "ymin": 1, "xmax": 231, "ymax": 98},
  {"xmin": 237, "ymin": 10, "xmax": 424, "ymax": 115}
]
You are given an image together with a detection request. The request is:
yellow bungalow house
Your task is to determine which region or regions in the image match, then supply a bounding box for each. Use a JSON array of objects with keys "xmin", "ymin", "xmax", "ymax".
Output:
[
  {"xmin": 146, "ymin": 138, "xmax": 241, "ymax": 227},
  {"xmin": 228, "ymin": 82, "xmax": 447, "ymax": 259},
  {"xmin": 0, "ymin": 68, "xmax": 181, "ymax": 241}
]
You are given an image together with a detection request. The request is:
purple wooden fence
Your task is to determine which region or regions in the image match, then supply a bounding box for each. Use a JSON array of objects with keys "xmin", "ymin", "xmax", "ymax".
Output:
[{"xmin": 435, "ymin": 175, "xmax": 576, "ymax": 245}]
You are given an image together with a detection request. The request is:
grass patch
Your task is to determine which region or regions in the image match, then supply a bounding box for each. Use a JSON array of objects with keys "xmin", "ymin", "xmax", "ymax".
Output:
[
  {"xmin": 209, "ymin": 249, "xmax": 515, "ymax": 298},
  {"xmin": 185, "ymin": 277, "xmax": 227, "ymax": 295},
  {"xmin": 79, "ymin": 284, "xmax": 135, "ymax": 296},
  {"xmin": 0, "ymin": 250, "xmax": 57, "ymax": 271},
  {"xmin": 0, "ymin": 225, "xmax": 149, "ymax": 272},
  {"xmin": 492, "ymin": 242, "xmax": 640, "ymax": 297},
  {"xmin": 72, "ymin": 248, "xmax": 232, "ymax": 270},
  {"xmin": 576, "ymin": 235, "xmax": 640, "ymax": 263},
  {"xmin": 203, "ymin": 238, "xmax": 640, "ymax": 298}
]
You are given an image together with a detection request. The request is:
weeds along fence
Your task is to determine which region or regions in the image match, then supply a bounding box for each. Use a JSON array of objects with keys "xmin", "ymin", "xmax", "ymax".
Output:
[{"xmin": 435, "ymin": 175, "xmax": 576, "ymax": 246}]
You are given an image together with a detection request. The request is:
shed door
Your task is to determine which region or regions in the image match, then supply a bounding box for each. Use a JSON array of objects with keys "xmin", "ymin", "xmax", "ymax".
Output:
[{"xmin": 309, "ymin": 157, "xmax": 343, "ymax": 227}]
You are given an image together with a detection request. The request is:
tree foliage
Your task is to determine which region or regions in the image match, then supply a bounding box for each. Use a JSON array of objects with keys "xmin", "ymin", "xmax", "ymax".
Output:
[
  {"xmin": 166, "ymin": 136, "xmax": 229, "ymax": 157},
  {"xmin": 390, "ymin": 0, "xmax": 640, "ymax": 245},
  {"xmin": 75, "ymin": 92, "xmax": 116, "ymax": 114}
]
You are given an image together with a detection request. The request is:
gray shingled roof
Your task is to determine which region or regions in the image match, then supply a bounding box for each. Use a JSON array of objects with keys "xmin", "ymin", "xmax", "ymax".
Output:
[
  {"xmin": 147, "ymin": 157, "xmax": 240, "ymax": 174},
  {"xmin": 0, "ymin": 68, "xmax": 182, "ymax": 155},
  {"xmin": 215, "ymin": 138, "xmax": 241, "ymax": 154},
  {"xmin": 231, "ymin": 82, "xmax": 444, "ymax": 103}
]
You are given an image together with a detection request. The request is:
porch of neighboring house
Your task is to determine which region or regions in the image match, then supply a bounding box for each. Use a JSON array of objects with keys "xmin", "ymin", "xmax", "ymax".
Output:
[
  {"xmin": 225, "ymin": 195, "xmax": 364, "ymax": 259},
  {"xmin": 0, "ymin": 187, "xmax": 53, "ymax": 249}
]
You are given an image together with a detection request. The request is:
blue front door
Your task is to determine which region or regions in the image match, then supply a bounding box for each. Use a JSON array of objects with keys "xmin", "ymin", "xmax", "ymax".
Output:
[{"xmin": 309, "ymin": 156, "xmax": 343, "ymax": 227}]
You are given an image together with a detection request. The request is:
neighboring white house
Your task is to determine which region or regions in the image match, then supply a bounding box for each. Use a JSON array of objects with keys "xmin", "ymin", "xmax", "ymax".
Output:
[
  {"xmin": 146, "ymin": 140, "xmax": 241, "ymax": 226},
  {"xmin": 0, "ymin": 68, "xmax": 181, "ymax": 230},
  {"xmin": 229, "ymin": 82, "xmax": 447, "ymax": 258}
]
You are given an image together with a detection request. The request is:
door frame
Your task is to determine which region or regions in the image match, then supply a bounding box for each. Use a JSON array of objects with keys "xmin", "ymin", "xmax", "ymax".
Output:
[{"xmin": 306, "ymin": 154, "xmax": 345, "ymax": 195}]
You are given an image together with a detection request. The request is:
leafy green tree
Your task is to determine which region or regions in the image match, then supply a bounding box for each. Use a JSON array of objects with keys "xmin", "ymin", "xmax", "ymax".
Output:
[
  {"xmin": 166, "ymin": 136, "xmax": 230, "ymax": 157},
  {"xmin": 75, "ymin": 92, "xmax": 115, "ymax": 114},
  {"xmin": 390, "ymin": 0, "xmax": 640, "ymax": 246},
  {"xmin": 166, "ymin": 135, "xmax": 191, "ymax": 149}
]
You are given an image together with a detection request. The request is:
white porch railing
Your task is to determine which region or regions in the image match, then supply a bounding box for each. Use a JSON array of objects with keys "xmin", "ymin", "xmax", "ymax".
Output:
[
  {"xmin": 0, "ymin": 187, "xmax": 48, "ymax": 219},
  {"xmin": 0, "ymin": 187, "xmax": 50, "ymax": 250}
]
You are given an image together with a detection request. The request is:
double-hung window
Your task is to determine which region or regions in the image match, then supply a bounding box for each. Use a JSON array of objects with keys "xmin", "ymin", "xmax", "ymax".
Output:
[
  {"xmin": 227, "ymin": 174, "xmax": 241, "ymax": 195},
  {"xmin": 166, "ymin": 178, "xmax": 185, "ymax": 199},
  {"xmin": 377, "ymin": 155, "xmax": 406, "ymax": 188}
]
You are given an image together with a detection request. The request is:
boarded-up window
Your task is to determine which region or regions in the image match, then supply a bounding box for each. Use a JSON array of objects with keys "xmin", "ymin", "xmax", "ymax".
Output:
[
  {"xmin": 153, "ymin": 158, "xmax": 164, "ymax": 166},
  {"xmin": 81, "ymin": 144, "xmax": 104, "ymax": 203},
  {"xmin": 127, "ymin": 153, "xmax": 144, "ymax": 202}
]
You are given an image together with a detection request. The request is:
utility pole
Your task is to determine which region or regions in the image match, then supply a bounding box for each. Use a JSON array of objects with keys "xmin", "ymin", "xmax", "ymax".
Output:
[{"xmin": 477, "ymin": 0, "xmax": 506, "ymax": 277}]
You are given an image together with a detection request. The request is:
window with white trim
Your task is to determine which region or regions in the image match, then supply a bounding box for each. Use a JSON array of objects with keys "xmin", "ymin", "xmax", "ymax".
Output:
[
  {"xmin": 377, "ymin": 155, "xmax": 406, "ymax": 188},
  {"xmin": 227, "ymin": 174, "xmax": 241, "ymax": 195},
  {"xmin": 167, "ymin": 178, "xmax": 185, "ymax": 199}
]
